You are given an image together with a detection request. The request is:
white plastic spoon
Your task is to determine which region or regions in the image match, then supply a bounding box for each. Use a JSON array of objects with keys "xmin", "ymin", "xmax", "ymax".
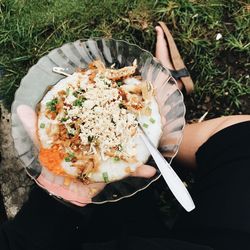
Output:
[{"xmin": 139, "ymin": 125, "xmax": 195, "ymax": 212}]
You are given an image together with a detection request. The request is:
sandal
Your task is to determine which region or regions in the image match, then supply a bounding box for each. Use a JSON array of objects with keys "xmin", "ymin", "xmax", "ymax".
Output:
[{"xmin": 158, "ymin": 21, "xmax": 194, "ymax": 95}]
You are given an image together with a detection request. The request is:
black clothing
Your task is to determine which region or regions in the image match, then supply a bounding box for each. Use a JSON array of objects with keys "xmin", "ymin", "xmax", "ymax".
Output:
[
  {"xmin": 171, "ymin": 121, "xmax": 250, "ymax": 249},
  {"xmin": 0, "ymin": 121, "xmax": 250, "ymax": 250}
]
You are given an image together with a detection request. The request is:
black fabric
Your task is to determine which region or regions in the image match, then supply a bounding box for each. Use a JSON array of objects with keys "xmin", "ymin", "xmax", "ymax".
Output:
[
  {"xmin": 0, "ymin": 121, "xmax": 250, "ymax": 250},
  {"xmin": 0, "ymin": 186, "xmax": 8, "ymax": 224},
  {"xmin": 169, "ymin": 68, "xmax": 190, "ymax": 80},
  {"xmin": 0, "ymin": 186, "xmax": 93, "ymax": 250},
  {"xmin": 0, "ymin": 186, "xmax": 205, "ymax": 250},
  {"xmin": 171, "ymin": 121, "xmax": 250, "ymax": 249},
  {"xmin": 82, "ymin": 237, "xmax": 212, "ymax": 250}
]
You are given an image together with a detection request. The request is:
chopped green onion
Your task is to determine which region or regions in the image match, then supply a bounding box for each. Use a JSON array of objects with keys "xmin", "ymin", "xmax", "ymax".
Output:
[
  {"xmin": 69, "ymin": 152, "xmax": 75, "ymax": 158},
  {"xmin": 65, "ymin": 157, "xmax": 71, "ymax": 162},
  {"xmin": 117, "ymin": 81, "xmax": 123, "ymax": 87},
  {"xmin": 65, "ymin": 152, "xmax": 75, "ymax": 162},
  {"xmin": 113, "ymin": 156, "xmax": 120, "ymax": 162},
  {"xmin": 66, "ymin": 88, "xmax": 70, "ymax": 96},
  {"xmin": 60, "ymin": 117, "xmax": 68, "ymax": 122},
  {"xmin": 144, "ymin": 106, "xmax": 152, "ymax": 115},
  {"xmin": 73, "ymin": 97, "xmax": 86, "ymax": 106},
  {"xmin": 46, "ymin": 98, "xmax": 58, "ymax": 111},
  {"xmin": 73, "ymin": 99, "xmax": 82, "ymax": 106},
  {"xmin": 149, "ymin": 117, "xmax": 156, "ymax": 124},
  {"xmin": 40, "ymin": 123, "xmax": 45, "ymax": 128},
  {"xmin": 102, "ymin": 172, "xmax": 109, "ymax": 183},
  {"xmin": 143, "ymin": 123, "xmax": 149, "ymax": 128}
]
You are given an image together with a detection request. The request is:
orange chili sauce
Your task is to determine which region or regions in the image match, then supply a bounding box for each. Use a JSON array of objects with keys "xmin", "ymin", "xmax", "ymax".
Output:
[
  {"xmin": 39, "ymin": 147, "xmax": 66, "ymax": 175},
  {"xmin": 37, "ymin": 109, "xmax": 65, "ymax": 176}
]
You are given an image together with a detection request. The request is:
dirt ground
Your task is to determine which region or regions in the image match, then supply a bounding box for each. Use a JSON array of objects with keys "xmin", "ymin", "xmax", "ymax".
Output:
[{"xmin": 0, "ymin": 103, "xmax": 32, "ymax": 218}]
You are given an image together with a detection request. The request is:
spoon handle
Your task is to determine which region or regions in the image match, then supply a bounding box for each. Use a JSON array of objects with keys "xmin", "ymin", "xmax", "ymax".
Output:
[{"xmin": 139, "ymin": 129, "xmax": 195, "ymax": 212}]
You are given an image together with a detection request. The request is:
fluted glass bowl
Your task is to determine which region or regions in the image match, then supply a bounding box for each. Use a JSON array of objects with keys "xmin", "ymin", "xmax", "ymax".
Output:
[{"xmin": 11, "ymin": 38, "xmax": 186, "ymax": 205}]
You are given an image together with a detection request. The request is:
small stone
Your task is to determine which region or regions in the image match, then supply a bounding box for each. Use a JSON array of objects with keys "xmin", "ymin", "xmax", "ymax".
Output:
[
  {"xmin": 9, "ymin": 206, "xmax": 19, "ymax": 217},
  {"xmin": 216, "ymin": 33, "xmax": 222, "ymax": 40},
  {"xmin": 202, "ymin": 105, "xmax": 207, "ymax": 110},
  {"xmin": 204, "ymin": 96, "xmax": 211, "ymax": 103}
]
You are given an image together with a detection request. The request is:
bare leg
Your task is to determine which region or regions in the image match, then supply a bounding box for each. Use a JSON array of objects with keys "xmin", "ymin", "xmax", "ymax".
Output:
[
  {"xmin": 176, "ymin": 115, "xmax": 250, "ymax": 168},
  {"xmin": 154, "ymin": 26, "xmax": 250, "ymax": 167}
]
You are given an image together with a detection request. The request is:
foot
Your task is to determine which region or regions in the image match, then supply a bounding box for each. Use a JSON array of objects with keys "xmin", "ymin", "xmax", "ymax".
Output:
[{"xmin": 155, "ymin": 26, "xmax": 183, "ymax": 91}]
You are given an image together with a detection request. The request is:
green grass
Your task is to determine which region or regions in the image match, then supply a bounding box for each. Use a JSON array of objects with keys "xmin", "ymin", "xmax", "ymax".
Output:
[{"xmin": 0, "ymin": 0, "xmax": 249, "ymax": 116}]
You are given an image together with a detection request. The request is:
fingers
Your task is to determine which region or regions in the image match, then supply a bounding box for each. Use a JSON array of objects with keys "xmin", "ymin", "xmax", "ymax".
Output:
[
  {"xmin": 37, "ymin": 168, "xmax": 92, "ymax": 206},
  {"xmin": 17, "ymin": 104, "xmax": 39, "ymax": 146},
  {"xmin": 36, "ymin": 167, "xmax": 106, "ymax": 206},
  {"xmin": 36, "ymin": 164, "xmax": 156, "ymax": 207},
  {"xmin": 131, "ymin": 164, "xmax": 156, "ymax": 178},
  {"xmin": 87, "ymin": 182, "xmax": 106, "ymax": 198}
]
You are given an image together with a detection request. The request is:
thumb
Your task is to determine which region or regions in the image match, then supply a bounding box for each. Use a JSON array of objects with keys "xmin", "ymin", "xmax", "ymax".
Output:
[
  {"xmin": 17, "ymin": 104, "xmax": 39, "ymax": 147},
  {"xmin": 131, "ymin": 164, "xmax": 156, "ymax": 178}
]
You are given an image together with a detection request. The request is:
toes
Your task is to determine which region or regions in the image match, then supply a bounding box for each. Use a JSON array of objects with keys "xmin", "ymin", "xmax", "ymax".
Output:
[
  {"xmin": 155, "ymin": 26, "xmax": 174, "ymax": 70},
  {"xmin": 155, "ymin": 26, "xmax": 165, "ymax": 39},
  {"xmin": 155, "ymin": 26, "xmax": 184, "ymax": 91}
]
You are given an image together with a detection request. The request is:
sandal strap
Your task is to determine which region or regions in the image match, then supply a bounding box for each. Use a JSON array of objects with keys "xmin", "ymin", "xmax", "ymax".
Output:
[
  {"xmin": 169, "ymin": 68, "xmax": 190, "ymax": 80},
  {"xmin": 158, "ymin": 21, "xmax": 194, "ymax": 95}
]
